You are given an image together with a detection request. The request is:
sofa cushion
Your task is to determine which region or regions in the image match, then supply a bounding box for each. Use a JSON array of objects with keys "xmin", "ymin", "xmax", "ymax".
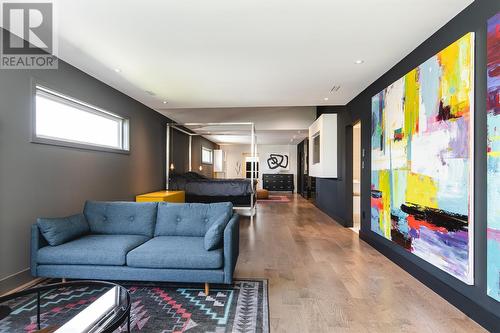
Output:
[
  {"xmin": 127, "ymin": 236, "xmax": 223, "ymax": 269},
  {"xmin": 155, "ymin": 202, "xmax": 233, "ymax": 237},
  {"xmin": 84, "ymin": 201, "xmax": 157, "ymax": 237},
  {"xmin": 37, "ymin": 234, "xmax": 149, "ymax": 266},
  {"xmin": 204, "ymin": 216, "xmax": 228, "ymax": 250},
  {"xmin": 37, "ymin": 214, "xmax": 89, "ymax": 246}
]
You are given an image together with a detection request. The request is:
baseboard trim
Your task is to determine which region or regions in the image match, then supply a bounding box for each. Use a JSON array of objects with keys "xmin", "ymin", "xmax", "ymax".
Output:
[
  {"xmin": 0, "ymin": 268, "xmax": 37, "ymax": 296},
  {"xmin": 1, "ymin": 277, "xmax": 46, "ymax": 297},
  {"xmin": 359, "ymin": 230, "xmax": 500, "ymax": 333}
]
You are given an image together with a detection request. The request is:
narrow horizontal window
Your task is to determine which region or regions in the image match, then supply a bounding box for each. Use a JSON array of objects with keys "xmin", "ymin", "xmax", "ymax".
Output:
[{"xmin": 33, "ymin": 85, "xmax": 129, "ymax": 152}]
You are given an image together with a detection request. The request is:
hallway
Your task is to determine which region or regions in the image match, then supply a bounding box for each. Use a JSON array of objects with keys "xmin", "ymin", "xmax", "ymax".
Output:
[{"xmin": 235, "ymin": 195, "xmax": 485, "ymax": 332}]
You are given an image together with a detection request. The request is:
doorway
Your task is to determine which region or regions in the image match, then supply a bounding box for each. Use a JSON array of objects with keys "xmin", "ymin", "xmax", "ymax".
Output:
[{"xmin": 352, "ymin": 121, "xmax": 361, "ymax": 232}]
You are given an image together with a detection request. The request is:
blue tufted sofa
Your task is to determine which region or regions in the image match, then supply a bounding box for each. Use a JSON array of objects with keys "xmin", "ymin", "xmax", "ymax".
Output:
[{"xmin": 31, "ymin": 201, "xmax": 239, "ymax": 292}]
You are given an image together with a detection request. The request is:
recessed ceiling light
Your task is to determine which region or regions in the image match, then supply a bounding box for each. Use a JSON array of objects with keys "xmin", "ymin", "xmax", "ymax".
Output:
[
  {"xmin": 114, "ymin": 68, "xmax": 121, "ymax": 73},
  {"xmin": 324, "ymin": 97, "xmax": 329, "ymax": 101},
  {"xmin": 162, "ymin": 100, "xmax": 168, "ymax": 104},
  {"xmin": 354, "ymin": 59, "xmax": 364, "ymax": 64}
]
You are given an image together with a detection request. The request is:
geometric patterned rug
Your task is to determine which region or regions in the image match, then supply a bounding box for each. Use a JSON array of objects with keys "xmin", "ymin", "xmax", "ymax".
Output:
[{"xmin": 0, "ymin": 280, "xmax": 269, "ymax": 333}]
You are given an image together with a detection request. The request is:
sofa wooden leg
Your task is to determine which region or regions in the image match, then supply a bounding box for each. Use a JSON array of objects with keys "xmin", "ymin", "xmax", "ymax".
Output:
[{"xmin": 204, "ymin": 282, "xmax": 209, "ymax": 295}]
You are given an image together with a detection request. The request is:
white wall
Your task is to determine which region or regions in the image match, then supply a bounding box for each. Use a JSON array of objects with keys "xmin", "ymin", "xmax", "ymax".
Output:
[
  {"xmin": 222, "ymin": 144, "xmax": 250, "ymax": 179},
  {"xmin": 258, "ymin": 145, "xmax": 297, "ymax": 191},
  {"xmin": 221, "ymin": 143, "xmax": 297, "ymax": 191}
]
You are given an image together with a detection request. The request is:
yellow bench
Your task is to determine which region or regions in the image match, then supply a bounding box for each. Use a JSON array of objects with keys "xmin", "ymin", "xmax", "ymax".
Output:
[{"xmin": 135, "ymin": 190, "xmax": 185, "ymax": 203}]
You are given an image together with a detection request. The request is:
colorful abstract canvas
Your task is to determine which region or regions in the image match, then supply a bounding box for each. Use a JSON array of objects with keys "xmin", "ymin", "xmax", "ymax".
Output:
[
  {"xmin": 487, "ymin": 13, "xmax": 500, "ymax": 302},
  {"xmin": 371, "ymin": 33, "xmax": 474, "ymax": 284}
]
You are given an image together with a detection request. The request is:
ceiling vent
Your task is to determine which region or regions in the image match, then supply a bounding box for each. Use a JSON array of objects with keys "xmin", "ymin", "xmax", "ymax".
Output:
[
  {"xmin": 145, "ymin": 90, "xmax": 156, "ymax": 96},
  {"xmin": 330, "ymin": 85, "xmax": 341, "ymax": 94}
]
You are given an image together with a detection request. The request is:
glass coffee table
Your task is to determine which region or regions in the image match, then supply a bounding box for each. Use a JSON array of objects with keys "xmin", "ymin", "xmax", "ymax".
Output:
[{"xmin": 0, "ymin": 280, "xmax": 130, "ymax": 333}]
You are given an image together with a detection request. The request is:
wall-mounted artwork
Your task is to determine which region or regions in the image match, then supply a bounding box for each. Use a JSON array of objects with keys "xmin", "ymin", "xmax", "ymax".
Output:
[
  {"xmin": 371, "ymin": 33, "xmax": 474, "ymax": 284},
  {"xmin": 487, "ymin": 13, "xmax": 500, "ymax": 302},
  {"xmin": 265, "ymin": 153, "xmax": 289, "ymax": 170},
  {"xmin": 234, "ymin": 161, "xmax": 242, "ymax": 177}
]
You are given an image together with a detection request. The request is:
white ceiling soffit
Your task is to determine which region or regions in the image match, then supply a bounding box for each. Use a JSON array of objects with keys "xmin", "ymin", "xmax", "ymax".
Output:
[
  {"xmin": 51, "ymin": 0, "xmax": 473, "ymax": 109},
  {"xmin": 169, "ymin": 107, "xmax": 315, "ymax": 145},
  {"xmin": 164, "ymin": 107, "xmax": 316, "ymax": 130},
  {"xmin": 201, "ymin": 130, "xmax": 307, "ymax": 145}
]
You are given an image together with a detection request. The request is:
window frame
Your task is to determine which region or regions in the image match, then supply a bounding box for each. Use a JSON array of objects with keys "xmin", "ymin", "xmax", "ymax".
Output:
[
  {"xmin": 201, "ymin": 146, "xmax": 213, "ymax": 165},
  {"xmin": 245, "ymin": 161, "xmax": 259, "ymax": 179},
  {"xmin": 31, "ymin": 81, "xmax": 130, "ymax": 154}
]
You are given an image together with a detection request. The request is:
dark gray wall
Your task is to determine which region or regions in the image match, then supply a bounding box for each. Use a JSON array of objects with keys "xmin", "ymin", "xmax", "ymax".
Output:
[
  {"xmin": 0, "ymin": 55, "xmax": 168, "ymax": 293},
  {"xmin": 191, "ymin": 136, "xmax": 218, "ymax": 178},
  {"xmin": 297, "ymin": 140, "xmax": 304, "ymax": 194},
  {"xmin": 170, "ymin": 128, "xmax": 190, "ymax": 173},
  {"xmin": 315, "ymin": 106, "xmax": 350, "ymax": 225},
  {"xmin": 314, "ymin": 0, "xmax": 500, "ymax": 330},
  {"xmin": 169, "ymin": 130, "xmax": 218, "ymax": 178}
]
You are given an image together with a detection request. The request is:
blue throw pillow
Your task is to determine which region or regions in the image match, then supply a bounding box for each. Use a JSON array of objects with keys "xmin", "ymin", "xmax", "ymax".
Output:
[
  {"xmin": 37, "ymin": 213, "xmax": 90, "ymax": 246},
  {"xmin": 204, "ymin": 216, "xmax": 228, "ymax": 250}
]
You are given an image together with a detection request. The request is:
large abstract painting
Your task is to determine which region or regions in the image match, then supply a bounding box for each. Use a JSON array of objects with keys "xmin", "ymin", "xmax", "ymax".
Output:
[
  {"xmin": 371, "ymin": 33, "xmax": 474, "ymax": 284},
  {"xmin": 487, "ymin": 13, "xmax": 500, "ymax": 302}
]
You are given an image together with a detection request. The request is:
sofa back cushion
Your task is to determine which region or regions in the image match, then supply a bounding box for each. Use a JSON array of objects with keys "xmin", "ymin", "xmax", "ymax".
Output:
[
  {"xmin": 37, "ymin": 213, "xmax": 90, "ymax": 246},
  {"xmin": 84, "ymin": 201, "xmax": 157, "ymax": 237},
  {"xmin": 155, "ymin": 202, "xmax": 233, "ymax": 237}
]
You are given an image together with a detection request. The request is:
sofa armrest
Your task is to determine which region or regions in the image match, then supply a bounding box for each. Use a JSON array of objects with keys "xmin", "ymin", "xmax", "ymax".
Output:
[
  {"xmin": 223, "ymin": 213, "xmax": 240, "ymax": 284},
  {"xmin": 31, "ymin": 224, "xmax": 47, "ymax": 277}
]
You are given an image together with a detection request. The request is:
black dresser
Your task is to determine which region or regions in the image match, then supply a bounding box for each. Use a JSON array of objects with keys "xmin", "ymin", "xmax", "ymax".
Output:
[{"xmin": 262, "ymin": 173, "xmax": 294, "ymax": 192}]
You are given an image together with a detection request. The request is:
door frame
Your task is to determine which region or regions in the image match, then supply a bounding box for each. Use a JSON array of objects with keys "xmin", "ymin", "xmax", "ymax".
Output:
[
  {"xmin": 351, "ymin": 119, "xmax": 362, "ymax": 230},
  {"xmin": 345, "ymin": 118, "xmax": 362, "ymax": 228}
]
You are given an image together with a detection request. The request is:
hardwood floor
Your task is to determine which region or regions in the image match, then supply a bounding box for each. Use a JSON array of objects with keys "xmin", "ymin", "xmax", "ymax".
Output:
[{"xmin": 235, "ymin": 194, "xmax": 486, "ymax": 333}]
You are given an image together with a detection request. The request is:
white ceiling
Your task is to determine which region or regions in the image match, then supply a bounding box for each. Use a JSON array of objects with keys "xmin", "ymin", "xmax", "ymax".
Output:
[
  {"xmin": 2, "ymin": 0, "xmax": 473, "ymax": 144},
  {"xmin": 51, "ymin": 0, "xmax": 473, "ymax": 110}
]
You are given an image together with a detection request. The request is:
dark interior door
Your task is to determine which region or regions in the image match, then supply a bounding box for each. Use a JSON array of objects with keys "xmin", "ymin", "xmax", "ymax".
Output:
[{"xmin": 297, "ymin": 142, "xmax": 303, "ymax": 194}]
